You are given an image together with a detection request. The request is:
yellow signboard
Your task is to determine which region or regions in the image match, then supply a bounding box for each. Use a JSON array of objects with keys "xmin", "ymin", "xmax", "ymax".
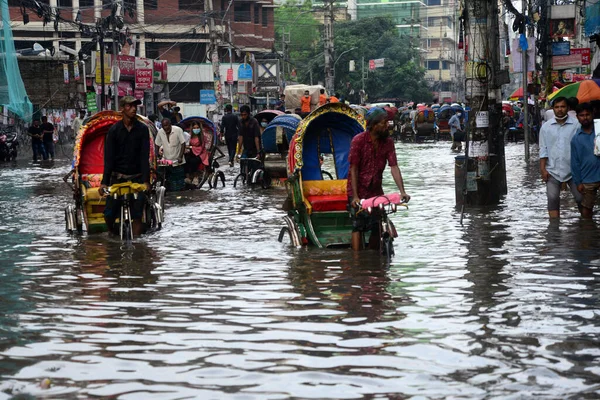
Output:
[{"xmin": 95, "ymin": 51, "xmax": 112, "ymax": 84}]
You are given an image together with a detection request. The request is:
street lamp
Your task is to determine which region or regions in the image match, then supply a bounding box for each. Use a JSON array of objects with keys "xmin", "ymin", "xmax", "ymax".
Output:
[{"xmin": 333, "ymin": 47, "xmax": 356, "ymax": 92}]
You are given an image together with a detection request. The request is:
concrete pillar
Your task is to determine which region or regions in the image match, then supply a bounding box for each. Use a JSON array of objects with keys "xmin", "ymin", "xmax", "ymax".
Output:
[
  {"xmin": 138, "ymin": 34, "xmax": 146, "ymax": 58},
  {"xmin": 94, "ymin": 0, "xmax": 101, "ymax": 20},
  {"xmin": 72, "ymin": 0, "xmax": 79, "ymax": 21},
  {"xmin": 137, "ymin": 0, "xmax": 145, "ymax": 24}
]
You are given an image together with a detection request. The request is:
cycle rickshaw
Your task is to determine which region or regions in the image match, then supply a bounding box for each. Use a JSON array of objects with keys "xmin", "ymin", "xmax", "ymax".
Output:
[
  {"xmin": 63, "ymin": 111, "xmax": 165, "ymax": 240},
  {"xmin": 278, "ymin": 103, "xmax": 407, "ymax": 263}
]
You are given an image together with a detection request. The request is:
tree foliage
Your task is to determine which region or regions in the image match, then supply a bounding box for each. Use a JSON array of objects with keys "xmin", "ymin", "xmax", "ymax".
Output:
[
  {"xmin": 274, "ymin": 1, "xmax": 321, "ymax": 80},
  {"xmin": 289, "ymin": 15, "xmax": 432, "ymax": 103}
]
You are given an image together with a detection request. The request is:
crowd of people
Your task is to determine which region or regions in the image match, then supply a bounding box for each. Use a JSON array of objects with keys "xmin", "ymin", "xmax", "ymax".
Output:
[{"xmin": 539, "ymin": 96, "xmax": 600, "ymax": 220}]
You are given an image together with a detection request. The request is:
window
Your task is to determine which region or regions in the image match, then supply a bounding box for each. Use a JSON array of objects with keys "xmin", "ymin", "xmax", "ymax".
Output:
[
  {"xmin": 179, "ymin": 0, "xmax": 204, "ymax": 10},
  {"xmin": 79, "ymin": 0, "xmax": 94, "ymax": 7},
  {"xmin": 442, "ymin": 61, "xmax": 450, "ymax": 70},
  {"xmin": 58, "ymin": 0, "xmax": 72, "ymax": 6},
  {"xmin": 145, "ymin": 43, "xmax": 160, "ymax": 60},
  {"xmin": 428, "ymin": 0, "xmax": 441, "ymax": 5},
  {"xmin": 427, "ymin": 61, "xmax": 439, "ymax": 70},
  {"xmin": 254, "ymin": 5, "xmax": 260, "ymax": 24},
  {"xmin": 262, "ymin": 7, "xmax": 268, "ymax": 27},
  {"xmin": 428, "ymin": 39, "xmax": 440, "ymax": 48},
  {"xmin": 180, "ymin": 43, "xmax": 206, "ymax": 63},
  {"xmin": 234, "ymin": 2, "xmax": 251, "ymax": 22},
  {"xmin": 145, "ymin": 0, "xmax": 158, "ymax": 10}
]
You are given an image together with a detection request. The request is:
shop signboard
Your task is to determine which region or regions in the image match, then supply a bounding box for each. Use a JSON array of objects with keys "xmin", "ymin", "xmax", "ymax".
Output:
[
  {"xmin": 238, "ymin": 64, "xmax": 253, "ymax": 81},
  {"xmin": 551, "ymin": 41, "xmax": 570, "ymax": 56},
  {"xmin": 118, "ymin": 81, "xmax": 133, "ymax": 96},
  {"xmin": 134, "ymin": 89, "xmax": 145, "ymax": 100},
  {"xmin": 226, "ymin": 68, "xmax": 234, "ymax": 84},
  {"xmin": 552, "ymin": 54, "xmax": 582, "ymax": 69},
  {"xmin": 200, "ymin": 90, "xmax": 216, "ymax": 104},
  {"xmin": 86, "ymin": 92, "xmax": 98, "ymax": 113},
  {"xmin": 570, "ymin": 48, "xmax": 591, "ymax": 65},
  {"xmin": 135, "ymin": 57, "xmax": 153, "ymax": 90}
]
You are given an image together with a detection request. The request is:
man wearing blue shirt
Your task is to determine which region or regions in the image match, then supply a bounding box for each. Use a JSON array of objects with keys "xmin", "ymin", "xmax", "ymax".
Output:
[
  {"xmin": 570, "ymin": 102, "xmax": 600, "ymax": 219},
  {"xmin": 539, "ymin": 96, "xmax": 582, "ymax": 218}
]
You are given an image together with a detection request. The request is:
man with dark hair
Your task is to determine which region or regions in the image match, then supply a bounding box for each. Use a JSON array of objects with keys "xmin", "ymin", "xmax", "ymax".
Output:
[
  {"xmin": 348, "ymin": 107, "xmax": 410, "ymax": 251},
  {"xmin": 567, "ymin": 97, "xmax": 579, "ymax": 119},
  {"xmin": 157, "ymin": 100, "xmax": 179, "ymax": 125},
  {"xmin": 539, "ymin": 96, "xmax": 582, "ymax": 218},
  {"xmin": 27, "ymin": 119, "xmax": 45, "ymax": 162},
  {"xmin": 99, "ymin": 96, "xmax": 150, "ymax": 237},
  {"xmin": 318, "ymin": 88, "xmax": 327, "ymax": 106},
  {"xmin": 221, "ymin": 104, "xmax": 241, "ymax": 166},
  {"xmin": 237, "ymin": 105, "xmax": 261, "ymax": 159},
  {"xmin": 40, "ymin": 115, "xmax": 55, "ymax": 160},
  {"xmin": 570, "ymin": 102, "xmax": 600, "ymax": 219}
]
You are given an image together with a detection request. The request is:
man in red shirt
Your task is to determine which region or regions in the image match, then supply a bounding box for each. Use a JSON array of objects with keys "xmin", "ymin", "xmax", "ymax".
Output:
[
  {"xmin": 348, "ymin": 107, "xmax": 410, "ymax": 250},
  {"xmin": 300, "ymin": 90, "xmax": 312, "ymax": 117}
]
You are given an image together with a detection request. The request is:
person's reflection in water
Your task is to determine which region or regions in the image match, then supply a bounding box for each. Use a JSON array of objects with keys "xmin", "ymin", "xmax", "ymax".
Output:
[
  {"xmin": 72, "ymin": 238, "xmax": 159, "ymax": 314},
  {"xmin": 288, "ymin": 250, "xmax": 405, "ymax": 322}
]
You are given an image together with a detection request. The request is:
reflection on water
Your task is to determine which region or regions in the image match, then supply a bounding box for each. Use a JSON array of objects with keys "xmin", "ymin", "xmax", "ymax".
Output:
[{"xmin": 0, "ymin": 144, "xmax": 600, "ymax": 398}]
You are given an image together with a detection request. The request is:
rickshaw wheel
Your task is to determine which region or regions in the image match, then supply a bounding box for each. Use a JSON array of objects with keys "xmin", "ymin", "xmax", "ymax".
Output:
[
  {"xmin": 196, "ymin": 169, "xmax": 210, "ymax": 189},
  {"xmin": 233, "ymin": 173, "xmax": 246, "ymax": 188}
]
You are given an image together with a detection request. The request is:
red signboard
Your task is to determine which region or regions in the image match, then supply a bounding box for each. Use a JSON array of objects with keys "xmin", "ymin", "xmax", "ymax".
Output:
[
  {"xmin": 117, "ymin": 81, "xmax": 133, "ymax": 96},
  {"xmin": 552, "ymin": 54, "xmax": 582, "ymax": 69},
  {"xmin": 226, "ymin": 68, "xmax": 234, "ymax": 84},
  {"xmin": 134, "ymin": 89, "xmax": 145, "ymax": 100},
  {"xmin": 117, "ymin": 55, "xmax": 135, "ymax": 79},
  {"xmin": 135, "ymin": 57, "xmax": 153, "ymax": 90},
  {"xmin": 570, "ymin": 48, "xmax": 591, "ymax": 65},
  {"xmin": 369, "ymin": 59, "xmax": 375, "ymax": 70},
  {"xmin": 153, "ymin": 60, "xmax": 167, "ymax": 83}
]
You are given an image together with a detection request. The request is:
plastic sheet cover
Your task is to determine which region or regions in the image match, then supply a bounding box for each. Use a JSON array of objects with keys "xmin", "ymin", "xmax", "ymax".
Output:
[{"xmin": 0, "ymin": 1, "xmax": 33, "ymax": 122}]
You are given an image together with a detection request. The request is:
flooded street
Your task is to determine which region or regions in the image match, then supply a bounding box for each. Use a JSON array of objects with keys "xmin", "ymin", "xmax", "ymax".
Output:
[{"xmin": 1, "ymin": 142, "xmax": 599, "ymax": 399}]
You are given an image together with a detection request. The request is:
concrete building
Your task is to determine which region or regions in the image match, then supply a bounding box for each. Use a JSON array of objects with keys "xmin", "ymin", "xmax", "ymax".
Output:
[
  {"xmin": 11, "ymin": 0, "xmax": 275, "ymax": 63},
  {"xmin": 421, "ymin": 0, "xmax": 462, "ymax": 102}
]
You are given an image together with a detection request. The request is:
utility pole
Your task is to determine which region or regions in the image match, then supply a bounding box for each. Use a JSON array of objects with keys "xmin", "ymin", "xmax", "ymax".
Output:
[
  {"xmin": 522, "ymin": 0, "xmax": 530, "ymax": 162},
  {"xmin": 206, "ymin": 0, "xmax": 222, "ymax": 112},
  {"xmin": 111, "ymin": 0, "xmax": 124, "ymax": 111},
  {"xmin": 439, "ymin": 19, "xmax": 444, "ymax": 102},
  {"xmin": 457, "ymin": 0, "xmax": 507, "ymax": 207},
  {"xmin": 98, "ymin": 22, "xmax": 106, "ymax": 111},
  {"xmin": 323, "ymin": 0, "xmax": 335, "ymax": 93}
]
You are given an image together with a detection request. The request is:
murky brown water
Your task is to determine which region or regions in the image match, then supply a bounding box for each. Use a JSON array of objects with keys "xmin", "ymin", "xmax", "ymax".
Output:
[{"xmin": 1, "ymin": 142, "xmax": 600, "ymax": 399}]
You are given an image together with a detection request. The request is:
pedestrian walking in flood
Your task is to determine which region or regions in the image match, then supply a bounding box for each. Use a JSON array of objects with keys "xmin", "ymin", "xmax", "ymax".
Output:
[
  {"xmin": 570, "ymin": 102, "xmax": 600, "ymax": 219},
  {"xmin": 449, "ymin": 110, "xmax": 464, "ymax": 152},
  {"xmin": 27, "ymin": 119, "xmax": 45, "ymax": 162},
  {"xmin": 40, "ymin": 116, "xmax": 55, "ymax": 160},
  {"xmin": 539, "ymin": 96, "xmax": 582, "ymax": 218},
  {"xmin": 220, "ymin": 104, "xmax": 240, "ymax": 167}
]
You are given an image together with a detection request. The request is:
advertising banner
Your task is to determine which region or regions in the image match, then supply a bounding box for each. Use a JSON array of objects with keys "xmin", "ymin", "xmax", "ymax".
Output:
[
  {"xmin": 135, "ymin": 58, "xmax": 153, "ymax": 90},
  {"xmin": 226, "ymin": 68, "xmax": 234, "ymax": 84},
  {"xmin": 134, "ymin": 89, "xmax": 145, "ymax": 100},
  {"xmin": 117, "ymin": 81, "xmax": 133, "ymax": 97},
  {"xmin": 95, "ymin": 52, "xmax": 111, "ymax": 84},
  {"xmin": 153, "ymin": 60, "xmax": 167, "ymax": 83},
  {"xmin": 63, "ymin": 63, "xmax": 69, "ymax": 84},
  {"xmin": 550, "ymin": 19, "xmax": 576, "ymax": 40},
  {"xmin": 117, "ymin": 55, "xmax": 135, "ymax": 79},
  {"xmin": 73, "ymin": 60, "xmax": 80, "ymax": 81}
]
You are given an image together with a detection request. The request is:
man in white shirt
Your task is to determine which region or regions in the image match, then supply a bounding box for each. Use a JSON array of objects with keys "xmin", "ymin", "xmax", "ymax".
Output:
[
  {"xmin": 71, "ymin": 110, "xmax": 86, "ymax": 140},
  {"xmin": 155, "ymin": 118, "xmax": 186, "ymax": 165},
  {"xmin": 539, "ymin": 96, "xmax": 582, "ymax": 218}
]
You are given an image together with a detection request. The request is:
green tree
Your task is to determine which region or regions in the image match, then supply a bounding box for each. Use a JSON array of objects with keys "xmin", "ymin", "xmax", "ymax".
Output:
[
  {"xmin": 274, "ymin": 1, "xmax": 321, "ymax": 82},
  {"xmin": 298, "ymin": 16, "xmax": 432, "ymax": 103}
]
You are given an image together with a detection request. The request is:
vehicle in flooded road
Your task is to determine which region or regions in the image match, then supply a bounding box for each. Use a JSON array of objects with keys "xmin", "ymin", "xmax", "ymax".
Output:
[{"xmin": 63, "ymin": 110, "xmax": 165, "ymax": 236}]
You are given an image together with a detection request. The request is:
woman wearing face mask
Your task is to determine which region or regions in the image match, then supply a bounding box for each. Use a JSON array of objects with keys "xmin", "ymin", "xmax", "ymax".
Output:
[
  {"xmin": 185, "ymin": 122, "xmax": 210, "ymax": 186},
  {"xmin": 259, "ymin": 118, "xmax": 269, "ymax": 134}
]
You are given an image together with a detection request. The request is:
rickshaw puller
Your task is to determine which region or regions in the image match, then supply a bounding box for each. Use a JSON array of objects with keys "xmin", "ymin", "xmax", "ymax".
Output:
[
  {"xmin": 348, "ymin": 107, "xmax": 411, "ymax": 251},
  {"xmin": 99, "ymin": 96, "xmax": 151, "ymax": 237}
]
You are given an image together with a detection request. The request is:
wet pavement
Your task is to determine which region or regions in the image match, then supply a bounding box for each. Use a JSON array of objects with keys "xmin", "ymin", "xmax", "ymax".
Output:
[{"xmin": 0, "ymin": 142, "xmax": 599, "ymax": 399}]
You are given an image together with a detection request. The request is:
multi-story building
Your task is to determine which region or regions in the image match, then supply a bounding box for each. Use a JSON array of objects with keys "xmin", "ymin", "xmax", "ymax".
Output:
[
  {"xmin": 355, "ymin": 0, "xmax": 427, "ymax": 51},
  {"xmin": 421, "ymin": 0, "xmax": 462, "ymax": 102},
  {"xmin": 10, "ymin": 0, "xmax": 275, "ymax": 63}
]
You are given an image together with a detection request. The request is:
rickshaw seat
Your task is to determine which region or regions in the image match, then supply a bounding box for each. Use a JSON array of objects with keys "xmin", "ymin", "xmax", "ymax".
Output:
[{"xmin": 303, "ymin": 179, "xmax": 347, "ymax": 213}]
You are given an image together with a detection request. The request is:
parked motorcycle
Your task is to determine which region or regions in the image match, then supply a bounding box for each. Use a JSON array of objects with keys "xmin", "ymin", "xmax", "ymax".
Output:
[{"xmin": 0, "ymin": 131, "xmax": 18, "ymax": 161}]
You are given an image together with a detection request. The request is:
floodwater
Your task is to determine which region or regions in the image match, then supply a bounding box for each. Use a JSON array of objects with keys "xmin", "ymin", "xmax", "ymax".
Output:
[{"xmin": 1, "ymin": 141, "xmax": 599, "ymax": 399}]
